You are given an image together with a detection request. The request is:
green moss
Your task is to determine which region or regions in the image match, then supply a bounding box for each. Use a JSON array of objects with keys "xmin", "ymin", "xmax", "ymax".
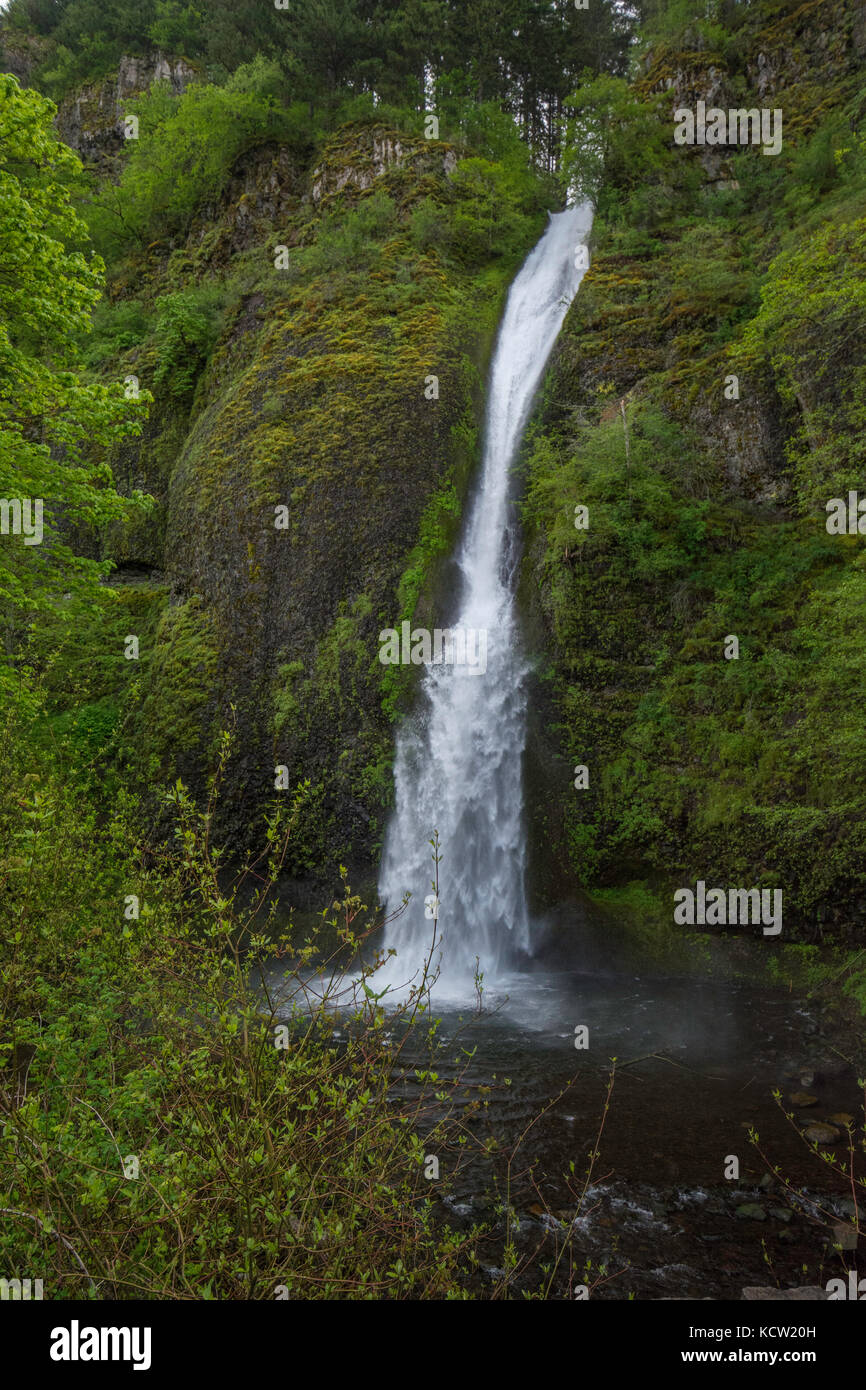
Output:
[
  {"xmin": 133, "ymin": 595, "xmax": 220, "ymax": 773},
  {"xmin": 586, "ymin": 881, "xmax": 694, "ymax": 962},
  {"xmin": 269, "ymin": 594, "xmax": 392, "ymax": 856},
  {"xmin": 525, "ymin": 13, "xmax": 866, "ymax": 939},
  {"xmin": 128, "ymin": 120, "xmax": 545, "ymax": 870}
]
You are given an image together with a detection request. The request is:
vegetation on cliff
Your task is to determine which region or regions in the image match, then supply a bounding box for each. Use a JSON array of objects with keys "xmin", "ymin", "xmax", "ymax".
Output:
[
  {"xmin": 3, "ymin": 0, "xmax": 866, "ymax": 1306},
  {"xmin": 0, "ymin": 0, "xmax": 616, "ymax": 1302},
  {"xmin": 523, "ymin": 0, "xmax": 866, "ymax": 987}
]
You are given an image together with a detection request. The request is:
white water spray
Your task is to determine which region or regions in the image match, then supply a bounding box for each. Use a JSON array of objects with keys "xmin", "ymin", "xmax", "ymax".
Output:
[{"xmin": 377, "ymin": 203, "xmax": 594, "ymax": 1000}]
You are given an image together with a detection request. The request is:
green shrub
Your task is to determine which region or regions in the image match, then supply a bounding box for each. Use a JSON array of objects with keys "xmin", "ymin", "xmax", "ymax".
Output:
[
  {"xmin": 153, "ymin": 287, "xmax": 227, "ymax": 398},
  {"xmin": 0, "ymin": 711, "xmax": 481, "ymax": 1299}
]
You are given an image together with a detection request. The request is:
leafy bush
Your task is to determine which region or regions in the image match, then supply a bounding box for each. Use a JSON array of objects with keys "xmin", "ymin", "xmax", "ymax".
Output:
[
  {"xmin": 303, "ymin": 190, "xmax": 400, "ymax": 278},
  {"xmin": 739, "ymin": 215, "xmax": 866, "ymax": 512},
  {"xmin": 0, "ymin": 75, "xmax": 149, "ymax": 638},
  {"xmin": 86, "ymin": 80, "xmax": 307, "ymax": 255},
  {"xmin": 562, "ymin": 75, "xmax": 673, "ymax": 215},
  {"xmin": 82, "ymin": 298, "xmax": 153, "ymax": 367},
  {"xmin": 153, "ymin": 286, "xmax": 226, "ymax": 398},
  {"xmin": 0, "ymin": 712, "xmax": 483, "ymax": 1299}
]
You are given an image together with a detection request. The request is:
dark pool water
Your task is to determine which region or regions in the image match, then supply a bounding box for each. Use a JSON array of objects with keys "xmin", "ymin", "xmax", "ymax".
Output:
[{"xmin": 267, "ymin": 953, "xmax": 863, "ymax": 1300}]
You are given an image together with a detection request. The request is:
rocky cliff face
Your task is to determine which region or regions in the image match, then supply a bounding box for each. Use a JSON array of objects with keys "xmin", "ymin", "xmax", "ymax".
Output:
[
  {"xmin": 55, "ymin": 53, "xmax": 198, "ymax": 169},
  {"xmin": 521, "ymin": 0, "xmax": 866, "ymax": 943},
  {"xmin": 543, "ymin": 0, "xmax": 866, "ymax": 539},
  {"xmin": 639, "ymin": 0, "xmax": 866, "ymax": 187},
  {"xmin": 89, "ymin": 114, "xmax": 541, "ymax": 894},
  {"xmin": 0, "ymin": 28, "xmax": 51, "ymax": 87},
  {"xmin": 2, "ymin": 34, "xmax": 543, "ymax": 893},
  {"xmin": 0, "ymin": 33, "xmax": 198, "ymax": 168}
]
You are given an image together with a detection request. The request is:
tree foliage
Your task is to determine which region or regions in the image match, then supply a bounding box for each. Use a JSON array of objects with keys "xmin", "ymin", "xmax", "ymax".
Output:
[
  {"xmin": 4, "ymin": 0, "xmax": 635, "ymax": 169},
  {"xmin": 85, "ymin": 73, "xmax": 310, "ymax": 255},
  {"xmin": 0, "ymin": 75, "xmax": 147, "ymax": 653}
]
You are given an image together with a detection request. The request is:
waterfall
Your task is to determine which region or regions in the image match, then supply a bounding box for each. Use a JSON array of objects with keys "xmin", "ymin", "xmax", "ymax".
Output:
[{"xmin": 377, "ymin": 203, "xmax": 594, "ymax": 1000}]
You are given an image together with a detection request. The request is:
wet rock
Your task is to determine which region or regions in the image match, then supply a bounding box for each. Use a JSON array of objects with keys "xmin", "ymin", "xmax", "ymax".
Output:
[
  {"xmin": 742, "ymin": 1285, "xmax": 828, "ymax": 1300},
  {"xmin": 694, "ymin": 381, "xmax": 787, "ymax": 502},
  {"xmin": 804, "ymin": 1123, "xmax": 841, "ymax": 1145},
  {"xmin": 769, "ymin": 1207, "xmax": 792, "ymax": 1222},
  {"xmin": 827, "ymin": 1113, "xmax": 855, "ymax": 1127},
  {"xmin": 831, "ymin": 1222, "xmax": 858, "ymax": 1250},
  {"xmin": 789, "ymin": 1091, "xmax": 819, "ymax": 1107},
  {"xmin": 735, "ymin": 1203, "xmax": 766, "ymax": 1221},
  {"xmin": 758, "ymin": 1173, "xmax": 775, "ymax": 1191}
]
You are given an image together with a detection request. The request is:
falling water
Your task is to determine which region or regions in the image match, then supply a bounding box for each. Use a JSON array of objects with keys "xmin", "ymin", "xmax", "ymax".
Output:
[{"xmin": 377, "ymin": 203, "xmax": 594, "ymax": 999}]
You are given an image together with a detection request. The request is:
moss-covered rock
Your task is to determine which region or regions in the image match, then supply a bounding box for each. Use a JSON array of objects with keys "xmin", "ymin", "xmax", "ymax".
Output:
[
  {"xmin": 94, "ymin": 116, "xmax": 548, "ymax": 885},
  {"xmin": 521, "ymin": 0, "xmax": 866, "ymax": 947}
]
